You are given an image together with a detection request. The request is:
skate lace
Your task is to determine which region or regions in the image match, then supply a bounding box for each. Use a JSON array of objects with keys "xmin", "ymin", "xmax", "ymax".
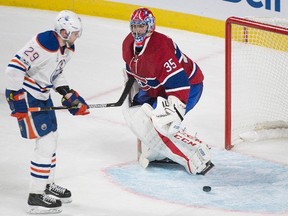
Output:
[
  {"xmin": 42, "ymin": 193, "xmax": 57, "ymax": 203},
  {"xmin": 50, "ymin": 183, "xmax": 66, "ymax": 194}
]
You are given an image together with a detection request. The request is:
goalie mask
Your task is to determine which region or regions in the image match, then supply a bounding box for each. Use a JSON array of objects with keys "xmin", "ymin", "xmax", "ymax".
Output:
[
  {"xmin": 54, "ymin": 10, "xmax": 82, "ymax": 41},
  {"xmin": 130, "ymin": 8, "xmax": 155, "ymax": 48}
]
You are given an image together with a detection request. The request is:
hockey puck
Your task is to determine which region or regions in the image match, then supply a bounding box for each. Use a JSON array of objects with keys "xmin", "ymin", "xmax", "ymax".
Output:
[{"xmin": 203, "ymin": 186, "xmax": 211, "ymax": 192}]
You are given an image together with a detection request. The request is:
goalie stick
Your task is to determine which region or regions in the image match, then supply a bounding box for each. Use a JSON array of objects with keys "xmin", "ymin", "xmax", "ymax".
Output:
[{"xmin": 28, "ymin": 77, "xmax": 135, "ymax": 112}]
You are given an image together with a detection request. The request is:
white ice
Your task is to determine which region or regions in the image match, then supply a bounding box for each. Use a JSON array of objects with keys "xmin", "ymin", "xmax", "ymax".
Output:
[{"xmin": 0, "ymin": 6, "xmax": 287, "ymax": 216}]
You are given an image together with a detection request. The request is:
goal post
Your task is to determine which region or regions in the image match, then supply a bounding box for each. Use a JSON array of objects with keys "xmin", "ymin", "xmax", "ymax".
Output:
[{"xmin": 225, "ymin": 16, "xmax": 288, "ymax": 150}]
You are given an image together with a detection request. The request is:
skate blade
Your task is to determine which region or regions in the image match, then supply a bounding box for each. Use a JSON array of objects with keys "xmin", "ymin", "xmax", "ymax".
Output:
[{"xmin": 27, "ymin": 205, "xmax": 62, "ymax": 214}]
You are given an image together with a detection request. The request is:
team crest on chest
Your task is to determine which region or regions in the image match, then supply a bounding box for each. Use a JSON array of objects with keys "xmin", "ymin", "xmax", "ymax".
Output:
[{"xmin": 50, "ymin": 59, "xmax": 66, "ymax": 83}]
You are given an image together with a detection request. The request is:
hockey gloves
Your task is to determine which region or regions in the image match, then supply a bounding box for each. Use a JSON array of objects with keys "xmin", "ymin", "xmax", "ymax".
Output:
[
  {"xmin": 61, "ymin": 89, "xmax": 90, "ymax": 115},
  {"xmin": 6, "ymin": 89, "xmax": 28, "ymax": 121}
]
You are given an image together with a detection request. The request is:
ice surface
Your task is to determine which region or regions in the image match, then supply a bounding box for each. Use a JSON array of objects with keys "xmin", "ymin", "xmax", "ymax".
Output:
[{"xmin": 0, "ymin": 6, "xmax": 287, "ymax": 216}]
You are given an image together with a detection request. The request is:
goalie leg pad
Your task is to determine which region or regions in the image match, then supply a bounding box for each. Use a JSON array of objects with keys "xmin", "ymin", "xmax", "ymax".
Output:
[
  {"xmin": 172, "ymin": 131, "xmax": 212, "ymax": 174},
  {"xmin": 123, "ymin": 99, "xmax": 213, "ymax": 174},
  {"xmin": 122, "ymin": 102, "xmax": 162, "ymax": 151},
  {"xmin": 157, "ymin": 130, "xmax": 213, "ymax": 175},
  {"xmin": 188, "ymin": 144, "xmax": 212, "ymax": 174},
  {"xmin": 122, "ymin": 101, "xmax": 168, "ymax": 164}
]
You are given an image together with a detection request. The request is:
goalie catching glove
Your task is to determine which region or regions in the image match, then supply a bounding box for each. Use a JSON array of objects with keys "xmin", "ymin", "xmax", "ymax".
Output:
[
  {"xmin": 61, "ymin": 89, "xmax": 90, "ymax": 115},
  {"xmin": 6, "ymin": 89, "xmax": 28, "ymax": 121}
]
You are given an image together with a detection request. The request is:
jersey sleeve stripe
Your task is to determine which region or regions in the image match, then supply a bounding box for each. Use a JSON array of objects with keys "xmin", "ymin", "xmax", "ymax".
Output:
[
  {"xmin": 160, "ymin": 68, "xmax": 183, "ymax": 85},
  {"xmin": 166, "ymin": 86, "xmax": 190, "ymax": 93},
  {"xmin": 188, "ymin": 61, "xmax": 197, "ymax": 80},
  {"xmin": 11, "ymin": 59, "xmax": 28, "ymax": 71},
  {"xmin": 24, "ymin": 76, "xmax": 52, "ymax": 93},
  {"xmin": 7, "ymin": 64, "xmax": 26, "ymax": 72},
  {"xmin": 174, "ymin": 43, "xmax": 183, "ymax": 62},
  {"xmin": 7, "ymin": 55, "xmax": 30, "ymax": 72}
]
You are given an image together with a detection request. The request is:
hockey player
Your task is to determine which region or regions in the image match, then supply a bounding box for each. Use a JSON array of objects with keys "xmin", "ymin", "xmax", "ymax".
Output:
[
  {"xmin": 122, "ymin": 8, "xmax": 213, "ymax": 175},
  {"xmin": 5, "ymin": 10, "xmax": 89, "ymax": 214}
]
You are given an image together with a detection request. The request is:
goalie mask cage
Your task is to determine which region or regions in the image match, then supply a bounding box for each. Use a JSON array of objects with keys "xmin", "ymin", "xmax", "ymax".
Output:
[{"xmin": 225, "ymin": 16, "xmax": 288, "ymax": 150}]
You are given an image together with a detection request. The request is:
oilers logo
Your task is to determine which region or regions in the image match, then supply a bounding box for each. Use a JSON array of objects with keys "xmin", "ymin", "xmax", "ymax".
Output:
[
  {"xmin": 41, "ymin": 124, "xmax": 47, "ymax": 131},
  {"xmin": 50, "ymin": 59, "xmax": 66, "ymax": 83}
]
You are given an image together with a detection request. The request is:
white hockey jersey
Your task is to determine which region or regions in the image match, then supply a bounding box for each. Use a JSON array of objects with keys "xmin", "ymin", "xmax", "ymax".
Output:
[{"xmin": 5, "ymin": 30, "xmax": 74, "ymax": 100}]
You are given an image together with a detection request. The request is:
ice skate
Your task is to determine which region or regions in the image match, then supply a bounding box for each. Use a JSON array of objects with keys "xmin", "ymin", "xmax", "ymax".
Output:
[
  {"xmin": 27, "ymin": 193, "xmax": 62, "ymax": 214},
  {"xmin": 45, "ymin": 183, "xmax": 72, "ymax": 203}
]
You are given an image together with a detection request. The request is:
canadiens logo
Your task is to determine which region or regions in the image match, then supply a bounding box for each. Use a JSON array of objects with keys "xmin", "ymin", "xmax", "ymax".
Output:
[
  {"xmin": 126, "ymin": 70, "xmax": 152, "ymax": 91},
  {"xmin": 135, "ymin": 78, "xmax": 151, "ymax": 91}
]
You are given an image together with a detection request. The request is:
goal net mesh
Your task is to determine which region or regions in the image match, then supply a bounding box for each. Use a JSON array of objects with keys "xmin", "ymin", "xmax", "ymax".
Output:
[{"xmin": 225, "ymin": 17, "xmax": 288, "ymax": 149}]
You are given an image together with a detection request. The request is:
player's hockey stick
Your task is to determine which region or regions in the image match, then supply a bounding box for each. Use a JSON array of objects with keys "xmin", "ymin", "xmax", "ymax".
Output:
[{"xmin": 28, "ymin": 77, "xmax": 135, "ymax": 112}]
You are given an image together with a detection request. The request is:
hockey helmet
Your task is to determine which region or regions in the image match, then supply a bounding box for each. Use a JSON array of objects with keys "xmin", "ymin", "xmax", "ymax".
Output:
[
  {"xmin": 130, "ymin": 8, "xmax": 155, "ymax": 47},
  {"xmin": 54, "ymin": 10, "xmax": 82, "ymax": 41}
]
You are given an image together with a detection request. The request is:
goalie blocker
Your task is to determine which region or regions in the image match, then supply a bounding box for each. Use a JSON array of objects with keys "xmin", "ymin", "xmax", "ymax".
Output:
[{"xmin": 123, "ymin": 92, "xmax": 214, "ymax": 175}]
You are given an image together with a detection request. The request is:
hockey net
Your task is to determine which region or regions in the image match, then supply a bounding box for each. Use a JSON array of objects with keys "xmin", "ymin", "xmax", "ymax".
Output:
[{"xmin": 225, "ymin": 16, "xmax": 288, "ymax": 150}]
